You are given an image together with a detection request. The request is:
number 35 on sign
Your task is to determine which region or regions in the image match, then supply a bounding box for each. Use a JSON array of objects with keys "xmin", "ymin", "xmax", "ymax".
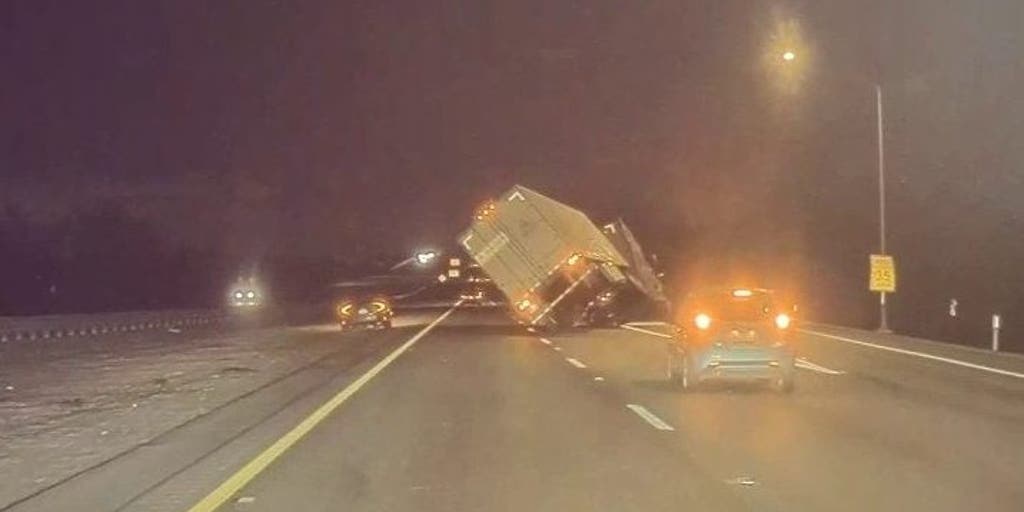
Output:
[{"xmin": 869, "ymin": 254, "xmax": 896, "ymax": 293}]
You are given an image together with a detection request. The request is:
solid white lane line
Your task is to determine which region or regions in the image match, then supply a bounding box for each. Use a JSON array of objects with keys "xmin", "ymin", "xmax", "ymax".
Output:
[
  {"xmin": 626, "ymin": 404, "xmax": 675, "ymax": 431},
  {"xmin": 566, "ymin": 357, "xmax": 587, "ymax": 369},
  {"xmin": 795, "ymin": 358, "xmax": 845, "ymax": 375},
  {"xmin": 539, "ymin": 337, "xmax": 553, "ymax": 345},
  {"xmin": 802, "ymin": 329, "xmax": 1024, "ymax": 380},
  {"xmin": 187, "ymin": 304, "xmax": 460, "ymax": 512},
  {"xmin": 625, "ymin": 321, "xmax": 673, "ymax": 327},
  {"xmin": 621, "ymin": 324, "xmax": 673, "ymax": 339}
]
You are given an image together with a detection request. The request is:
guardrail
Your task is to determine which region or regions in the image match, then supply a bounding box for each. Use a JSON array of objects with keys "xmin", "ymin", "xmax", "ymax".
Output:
[
  {"xmin": 0, "ymin": 299, "xmax": 467, "ymax": 345},
  {"xmin": 0, "ymin": 309, "xmax": 228, "ymax": 344}
]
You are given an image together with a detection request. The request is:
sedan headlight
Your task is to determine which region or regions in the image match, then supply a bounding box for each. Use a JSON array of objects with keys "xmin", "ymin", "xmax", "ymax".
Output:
[
  {"xmin": 775, "ymin": 313, "xmax": 792, "ymax": 329},
  {"xmin": 694, "ymin": 313, "xmax": 712, "ymax": 330}
]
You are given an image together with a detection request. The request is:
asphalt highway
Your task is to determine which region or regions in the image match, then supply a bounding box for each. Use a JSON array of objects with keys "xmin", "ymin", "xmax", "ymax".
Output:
[{"xmin": 5, "ymin": 306, "xmax": 1024, "ymax": 511}]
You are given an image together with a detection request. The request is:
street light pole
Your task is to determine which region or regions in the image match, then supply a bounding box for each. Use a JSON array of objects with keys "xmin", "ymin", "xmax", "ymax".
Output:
[
  {"xmin": 875, "ymin": 84, "xmax": 891, "ymax": 333},
  {"xmin": 777, "ymin": 51, "xmax": 892, "ymax": 331}
]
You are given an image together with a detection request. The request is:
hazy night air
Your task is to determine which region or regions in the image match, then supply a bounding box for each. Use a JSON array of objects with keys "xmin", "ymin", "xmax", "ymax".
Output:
[
  {"xmin": 4, "ymin": 3, "xmax": 1024, "ymax": 512},
  {"xmin": 3, "ymin": 1, "xmax": 1023, "ymax": 341}
]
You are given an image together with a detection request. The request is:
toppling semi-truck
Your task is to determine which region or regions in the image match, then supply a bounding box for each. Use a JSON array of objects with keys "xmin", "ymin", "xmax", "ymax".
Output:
[
  {"xmin": 589, "ymin": 219, "xmax": 671, "ymax": 324},
  {"xmin": 457, "ymin": 185, "xmax": 664, "ymax": 328}
]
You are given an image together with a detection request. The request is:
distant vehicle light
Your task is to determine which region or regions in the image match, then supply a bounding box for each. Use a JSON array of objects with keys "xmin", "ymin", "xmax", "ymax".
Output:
[
  {"xmin": 438, "ymin": 274, "xmax": 448, "ymax": 282},
  {"xmin": 338, "ymin": 303, "xmax": 354, "ymax": 316},
  {"xmin": 416, "ymin": 251, "xmax": 438, "ymax": 265},
  {"xmin": 732, "ymin": 289, "xmax": 754, "ymax": 298},
  {"xmin": 515, "ymin": 299, "xmax": 533, "ymax": 312},
  {"xmin": 371, "ymin": 301, "xmax": 388, "ymax": 312},
  {"xmin": 234, "ymin": 291, "xmax": 244, "ymax": 299},
  {"xmin": 474, "ymin": 201, "xmax": 497, "ymax": 220},
  {"xmin": 566, "ymin": 253, "xmax": 582, "ymax": 266},
  {"xmin": 694, "ymin": 313, "xmax": 712, "ymax": 330},
  {"xmin": 246, "ymin": 290, "xmax": 256, "ymax": 299},
  {"xmin": 775, "ymin": 313, "xmax": 792, "ymax": 329}
]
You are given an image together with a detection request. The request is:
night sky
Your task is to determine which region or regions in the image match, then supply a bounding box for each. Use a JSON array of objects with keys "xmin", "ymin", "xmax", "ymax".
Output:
[{"xmin": 3, "ymin": 1, "xmax": 1023, "ymax": 339}]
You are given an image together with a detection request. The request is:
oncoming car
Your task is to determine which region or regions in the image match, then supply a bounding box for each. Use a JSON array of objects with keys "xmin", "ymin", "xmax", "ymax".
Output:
[
  {"xmin": 336, "ymin": 297, "xmax": 394, "ymax": 331},
  {"xmin": 229, "ymin": 288, "xmax": 262, "ymax": 307},
  {"xmin": 668, "ymin": 288, "xmax": 796, "ymax": 392}
]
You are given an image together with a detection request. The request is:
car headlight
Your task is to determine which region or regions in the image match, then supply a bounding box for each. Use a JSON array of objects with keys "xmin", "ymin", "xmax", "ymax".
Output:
[
  {"xmin": 694, "ymin": 313, "xmax": 712, "ymax": 330},
  {"xmin": 775, "ymin": 313, "xmax": 791, "ymax": 329},
  {"xmin": 246, "ymin": 291, "xmax": 256, "ymax": 299},
  {"xmin": 234, "ymin": 291, "xmax": 244, "ymax": 300}
]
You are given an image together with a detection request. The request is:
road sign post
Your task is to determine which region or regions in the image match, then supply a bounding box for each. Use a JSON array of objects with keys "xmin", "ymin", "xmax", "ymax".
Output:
[
  {"xmin": 992, "ymin": 314, "xmax": 1001, "ymax": 352},
  {"xmin": 869, "ymin": 255, "xmax": 896, "ymax": 333}
]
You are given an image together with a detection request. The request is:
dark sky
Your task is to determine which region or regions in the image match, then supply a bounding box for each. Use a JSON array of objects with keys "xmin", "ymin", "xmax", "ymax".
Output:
[{"xmin": 3, "ymin": 1, "xmax": 1024, "ymax": 320}]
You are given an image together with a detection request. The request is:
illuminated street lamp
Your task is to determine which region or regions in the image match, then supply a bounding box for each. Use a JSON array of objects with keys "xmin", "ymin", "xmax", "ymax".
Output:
[{"xmin": 779, "ymin": 51, "xmax": 891, "ymax": 333}]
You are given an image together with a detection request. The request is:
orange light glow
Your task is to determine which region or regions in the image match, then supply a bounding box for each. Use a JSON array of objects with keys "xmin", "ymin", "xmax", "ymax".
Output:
[
  {"xmin": 775, "ymin": 313, "xmax": 791, "ymax": 329},
  {"xmin": 694, "ymin": 313, "xmax": 712, "ymax": 330}
]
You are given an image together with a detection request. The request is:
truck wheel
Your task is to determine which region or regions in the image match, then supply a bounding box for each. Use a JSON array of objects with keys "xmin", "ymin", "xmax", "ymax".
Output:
[
  {"xmin": 668, "ymin": 352, "xmax": 695, "ymax": 390},
  {"xmin": 667, "ymin": 356, "xmax": 683, "ymax": 385},
  {"xmin": 679, "ymin": 356, "xmax": 698, "ymax": 391}
]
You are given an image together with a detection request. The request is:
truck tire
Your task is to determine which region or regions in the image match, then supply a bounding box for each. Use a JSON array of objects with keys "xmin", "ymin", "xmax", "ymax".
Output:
[{"xmin": 668, "ymin": 350, "xmax": 695, "ymax": 390}]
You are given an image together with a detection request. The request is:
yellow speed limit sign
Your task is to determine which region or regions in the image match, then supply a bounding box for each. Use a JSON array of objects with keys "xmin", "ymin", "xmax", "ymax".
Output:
[{"xmin": 869, "ymin": 254, "xmax": 896, "ymax": 293}]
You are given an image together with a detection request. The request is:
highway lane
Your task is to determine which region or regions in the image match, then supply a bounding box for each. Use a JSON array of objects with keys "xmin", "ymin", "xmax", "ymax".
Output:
[
  {"xmin": 1, "ymin": 312, "xmax": 447, "ymax": 512},
  {"xmin": 199, "ymin": 309, "xmax": 747, "ymax": 511},
  {"xmin": 200, "ymin": 312, "xmax": 1024, "ymax": 511},
  {"xmin": 549, "ymin": 323, "xmax": 1024, "ymax": 511},
  {"xmin": 6, "ymin": 308, "xmax": 1024, "ymax": 511}
]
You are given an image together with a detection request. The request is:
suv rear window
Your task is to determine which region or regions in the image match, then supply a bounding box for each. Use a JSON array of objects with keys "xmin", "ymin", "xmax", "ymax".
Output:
[{"xmin": 685, "ymin": 292, "xmax": 775, "ymax": 322}]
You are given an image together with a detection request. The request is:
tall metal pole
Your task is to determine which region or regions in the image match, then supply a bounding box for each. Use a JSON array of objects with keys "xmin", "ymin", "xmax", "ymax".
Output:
[{"xmin": 876, "ymin": 84, "xmax": 890, "ymax": 333}]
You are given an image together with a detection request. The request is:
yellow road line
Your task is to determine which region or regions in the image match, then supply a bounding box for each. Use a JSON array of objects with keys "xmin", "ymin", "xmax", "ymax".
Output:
[{"xmin": 187, "ymin": 304, "xmax": 460, "ymax": 512}]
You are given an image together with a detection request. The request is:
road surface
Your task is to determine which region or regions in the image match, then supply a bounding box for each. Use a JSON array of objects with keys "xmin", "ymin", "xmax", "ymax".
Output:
[{"xmin": 3, "ymin": 306, "xmax": 1023, "ymax": 511}]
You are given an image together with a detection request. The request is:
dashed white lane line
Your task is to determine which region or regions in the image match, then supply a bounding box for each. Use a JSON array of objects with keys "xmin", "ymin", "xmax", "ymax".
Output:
[
  {"xmin": 594, "ymin": 376, "xmax": 605, "ymax": 382},
  {"xmin": 539, "ymin": 337, "xmax": 553, "ymax": 345},
  {"xmin": 626, "ymin": 321, "xmax": 672, "ymax": 327},
  {"xmin": 566, "ymin": 357, "xmax": 587, "ymax": 369},
  {"xmin": 553, "ymin": 346, "xmax": 563, "ymax": 352},
  {"xmin": 795, "ymin": 358, "xmax": 845, "ymax": 375},
  {"xmin": 802, "ymin": 329, "xmax": 1024, "ymax": 380},
  {"xmin": 621, "ymin": 324, "xmax": 673, "ymax": 339},
  {"xmin": 626, "ymin": 404, "xmax": 675, "ymax": 431}
]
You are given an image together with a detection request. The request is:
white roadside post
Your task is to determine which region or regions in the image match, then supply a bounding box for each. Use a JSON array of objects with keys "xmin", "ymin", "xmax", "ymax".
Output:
[{"xmin": 992, "ymin": 314, "xmax": 1001, "ymax": 352}]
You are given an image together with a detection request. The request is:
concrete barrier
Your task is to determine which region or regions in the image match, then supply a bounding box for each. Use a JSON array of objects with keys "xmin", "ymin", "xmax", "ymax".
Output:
[{"xmin": 0, "ymin": 309, "xmax": 227, "ymax": 344}]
